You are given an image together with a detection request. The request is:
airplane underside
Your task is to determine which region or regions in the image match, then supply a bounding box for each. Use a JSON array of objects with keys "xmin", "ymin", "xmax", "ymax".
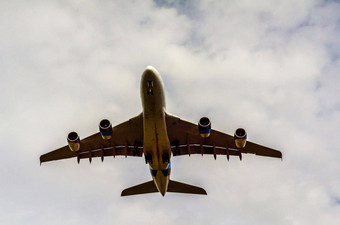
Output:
[{"xmin": 39, "ymin": 65, "xmax": 282, "ymax": 197}]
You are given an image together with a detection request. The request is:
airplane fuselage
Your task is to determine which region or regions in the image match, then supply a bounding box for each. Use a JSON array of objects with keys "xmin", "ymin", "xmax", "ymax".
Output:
[{"xmin": 140, "ymin": 66, "xmax": 171, "ymax": 196}]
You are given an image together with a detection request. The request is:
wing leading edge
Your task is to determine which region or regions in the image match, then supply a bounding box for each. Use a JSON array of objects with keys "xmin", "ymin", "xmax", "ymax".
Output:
[{"xmin": 165, "ymin": 113, "xmax": 282, "ymax": 159}]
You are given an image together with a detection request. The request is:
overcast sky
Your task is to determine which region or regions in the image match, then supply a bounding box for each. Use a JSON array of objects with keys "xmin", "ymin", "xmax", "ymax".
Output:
[{"xmin": 1, "ymin": 0, "xmax": 340, "ymax": 224}]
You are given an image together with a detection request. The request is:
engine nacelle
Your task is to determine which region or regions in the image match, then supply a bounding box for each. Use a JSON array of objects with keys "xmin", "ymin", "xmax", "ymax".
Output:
[
  {"xmin": 234, "ymin": 128, "xmax": 247, "ymax": 149},
  {"xmin": 67, "ymin": 131, "xmax": 80, "ymax": 152},
  {"xmin": 198, "ymin": 117, "xmax": 211, "ymax": 138},
  {"xmin": 99, "ymin": 119, "xmax": 112, "ymax": 140}
]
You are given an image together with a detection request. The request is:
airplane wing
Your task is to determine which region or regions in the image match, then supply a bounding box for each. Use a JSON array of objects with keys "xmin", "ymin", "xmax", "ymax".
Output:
[
  {"xmin": 40, "ymin": 114, "xmax": 144, "ymax": 164},
  {"xmin": 165, "ymin": 113, "xmax": 282, "ymax": 160}
]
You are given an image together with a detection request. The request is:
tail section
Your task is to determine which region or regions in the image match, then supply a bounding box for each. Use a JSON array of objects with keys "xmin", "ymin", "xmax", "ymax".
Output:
[
  {"xmin": 121, "ymin": 181, "xmax": 158, "ymax": 196},
  {"xmin": 121, "ymin": 180, "xmax": 207, "ymax": 196},
  {"xmin": 167, "ymin": 180, "xmax": 207, "ymax": 195}
]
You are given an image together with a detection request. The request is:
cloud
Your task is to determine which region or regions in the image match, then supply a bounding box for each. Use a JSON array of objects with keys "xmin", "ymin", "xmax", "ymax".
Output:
[{"xmin": 0, "ymin": 0, "xmax": 340, "ymax": 224}]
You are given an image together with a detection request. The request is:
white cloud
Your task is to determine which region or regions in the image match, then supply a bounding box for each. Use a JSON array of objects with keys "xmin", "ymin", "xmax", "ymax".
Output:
[{"xmin": 0, "ymin": 0, "xmax": 339, "ymax": 224}]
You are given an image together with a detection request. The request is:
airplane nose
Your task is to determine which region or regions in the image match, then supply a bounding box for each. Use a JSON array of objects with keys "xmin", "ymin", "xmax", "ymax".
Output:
[
  {"xmin": 143, "ymin": 65, "xmax": 161, "ymax": 78},
  {"xmin": 146, "ymin": 65, "xmax": 156, "ymax": 71},
  {"xmin": 142, "ymin": 66, "xmax": 157, "ymax": 80}
]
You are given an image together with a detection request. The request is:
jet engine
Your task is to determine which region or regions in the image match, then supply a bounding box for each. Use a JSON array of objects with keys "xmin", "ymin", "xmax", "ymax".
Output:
[
  {"xmin": 99, "ymin": 119, "xmax": 112, "ymax": 140},
  {"xmin": 234, "ymin": 128, "xmax": 247, "ymax": 148},
  {"xmin": 67, "ymin": 131, "xmax": 80, "ymax": 152},
  {"xmin": 198, "ymin": 117, "xmax": 211, "ymax": 138}
]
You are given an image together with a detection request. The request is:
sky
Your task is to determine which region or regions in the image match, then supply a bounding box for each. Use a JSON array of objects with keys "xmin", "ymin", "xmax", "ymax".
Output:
[{"xmin": 1, "ymin": 0, "xmax": 340, "ymax": 224}]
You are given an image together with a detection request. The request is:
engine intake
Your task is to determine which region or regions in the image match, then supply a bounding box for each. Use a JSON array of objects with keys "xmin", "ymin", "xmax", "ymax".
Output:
[
  {"xmin": 198, "ymin": 117, "xmax": 211, "ymax": 138},
  {"xmin": 99, "ymin": 119, "xmax": 112, "ymax": 140},
  {"xmin": 234, "ymin": 128, "xmax": 247, "ymax": 149},
  {"xmin": 67, "ymin": 131, "xmax": 80, "ymax": 152}
]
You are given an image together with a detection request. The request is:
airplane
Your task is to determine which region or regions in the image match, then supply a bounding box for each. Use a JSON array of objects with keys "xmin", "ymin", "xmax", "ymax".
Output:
[{"xmin": 40, "ymin": 66, "xmax": 282, "ymax": 197}]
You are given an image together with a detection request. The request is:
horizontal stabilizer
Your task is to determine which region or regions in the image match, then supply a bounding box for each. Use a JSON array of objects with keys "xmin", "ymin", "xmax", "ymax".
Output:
[
  {"xmin": 168, "ymin": 180, "xmax": 207, "ymax": 195},
  {"xmin": 121, "ymin": 181, "xmax": 158, "ymax": 196}
]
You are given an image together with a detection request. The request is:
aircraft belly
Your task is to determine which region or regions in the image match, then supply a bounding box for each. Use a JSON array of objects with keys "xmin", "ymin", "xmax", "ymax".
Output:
[
  {"xmin": 143, "ymin": 110, "xmax": 171, "ymax": 196},
  {"xmin": 143, "ymin": 111, "xmax": 170, "ymax": 170},
  {"xmin": 141, "ymin": 66, "xmax": 170, "ymax": 195}
]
